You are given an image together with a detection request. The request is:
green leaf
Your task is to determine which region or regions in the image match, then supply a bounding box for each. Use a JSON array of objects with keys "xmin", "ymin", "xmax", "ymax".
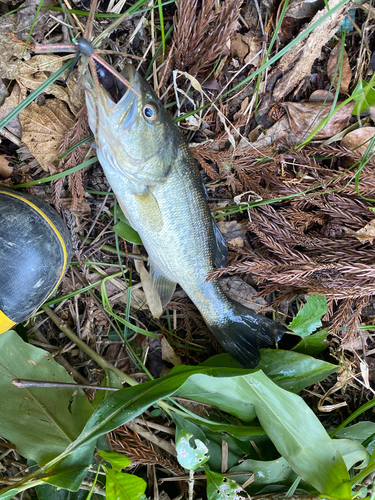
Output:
[
  {"xmin": 334, "ymin": 422, "xmax": 375, "ymax": 456},
  {"xmin": 42, "ymin": 457, "xmax": 95, "ymax": 491},
  {"xmin": 203, "ymin": 429, "xmax": 255, "ymax": 472},
  {"xmin": 51, "ymin": 366, "xmax": 350, "ymax": 497},
  {"xmin": 173, "ymin": 368, "xmax": 257, "ymax": 422},
  {"xmin": 0, "ymin": 331, "xmax": 93, "ymax": 466},
  {"xmin": 205, "ymin": 468, "xmax": 242, "ymax": 500},
  {"xmin": 92, "ymin": 370, "xmax": 123, "ymax": 410},
  {"xmin": 334, "ymin": 422, "xmax": 375, "ymax": 442},
  {"xmin": 257, "ymin": 349, "xmax": 338, "ymax": 393},
  {"xmin": 173, "ymin": 414, "xmax": 209, "ymax": 470},
  {"xmin": 292, "ymin": 329, "xmax": 330, "ymax": 356},
  {"xmin": 113, "ymin": 220, "xmax": 142, "ymax": 245},
  {"xmin": 183, "ymin": 414, "xmax": 265, "ymax": 440},
  {"xmin": 352, "ymin": 79, "xmax": 375, "ymax": 115},
  {"xmin": 102, "ymin": 465, "xmax": 146, "ymax": 500},
  {"xmin": 0, "ymin": 489, "xmax": 23, "ymax": 500},
  {"xmin": 244, "ymin": 371, "xmax": 350, "ymax": 497},
  {"xmin": 98, "ymin": 450, "xmax": 131, "ymax": 471},
  {"xmin": 333, "ymin": 439, "xmax": 369, "ymax": 470},
  {"xmin": 289, "ymin": 295, "xmax": 328, "ymax": 337},
  {"xmin": 229, "ymin": 458, "xmax": 296, "ymax": 491}
]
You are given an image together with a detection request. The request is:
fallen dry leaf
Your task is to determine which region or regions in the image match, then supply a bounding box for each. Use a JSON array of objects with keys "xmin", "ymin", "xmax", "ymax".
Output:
[
  {"xmin": 0, "ymin": 82, "xmax": 26, "ymax": 138},
  {"xmin": 282, "ymin": 101, "xmax": 354, "ymax": 139},
  {"xmin": 230, "ymin": 33, "xmax": 249, "ymax": 62},
  {"xmin": 340, "ymin": 127, "xmax": 375, "ymax": 164},
  {"xmin": 243, "ymin": 35, "xmax": 263, "ymax": 67},
  {"xmin": 342, "ymin": 332, "xmax": 368, "ymax": 352},
  {"xmin": 15, "ymin": 55, "xmax": 83, "ymax": 115},
  {"xmin": 327, "ymin": 43, "xmax": 352, "ymax": 94},
  {"xmin": 161, "ymin": 337, "xmax": 182, "ymax": 366},
  {"xmin": 59, "ymin": 198, "xmax": 91, "ymax": 215},
  {"xmin": 286, "ymin": 0, "xmax": 324, "ymax": 20},
  {"xmin": 0, "ymin": 156, "xmax": 13, "ymax": 178},
  {"xmin": 233, "ymin": 96, "xmax": 249, "ymax": 122},
  {"xmin": 355, "ymin": 219, "xmax": 375, "ymax": 245},
  {"xmin": 217, "ymin": 220, "xmax": 247, "ymax": 247},
  {"xmin": 19, "ymin": 99, "xmax": 75, "ymax": 171},
  {"xmin": 253, "ymin": 115, "xmax": 300, "ymax": 146},
  {"xmin": 309, "ymin": 90, "xmax": 335, "ymax": 102},
  {"xmin": 219, "ymin": 276, "xmax": 269, "ymax": 312},
  {"xmin": 0, "ymin": 14, "xmax": 26, "ymax": 82}
]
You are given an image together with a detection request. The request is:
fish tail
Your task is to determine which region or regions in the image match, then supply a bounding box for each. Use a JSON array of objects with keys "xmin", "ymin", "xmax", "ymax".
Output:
[{"xmin": 207, "ymin": 300, "xmax": 286, "ymax": 368}]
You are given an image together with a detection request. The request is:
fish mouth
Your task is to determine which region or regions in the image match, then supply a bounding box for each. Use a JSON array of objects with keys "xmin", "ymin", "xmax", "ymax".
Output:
[{"xmin": 115, "ymin": 64, "xmax": 140, "ymax": 127}]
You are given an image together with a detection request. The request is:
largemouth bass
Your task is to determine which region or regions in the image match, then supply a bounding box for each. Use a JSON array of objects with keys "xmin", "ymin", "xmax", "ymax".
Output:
[{"xmin": 83, "ymin": 64, "xmax": 285, "ymax": 367}]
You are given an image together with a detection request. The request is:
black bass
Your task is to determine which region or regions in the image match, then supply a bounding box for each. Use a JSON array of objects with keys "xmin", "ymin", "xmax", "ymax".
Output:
[{"xmin": 83, "ymin": 64, "xmax": 285, "ymax": 367}]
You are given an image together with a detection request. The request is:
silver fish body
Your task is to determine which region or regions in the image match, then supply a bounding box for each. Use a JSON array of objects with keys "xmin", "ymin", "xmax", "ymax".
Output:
[{"xmin": 84, "ymin": 65, "xmax": 285, "ymax": 367}]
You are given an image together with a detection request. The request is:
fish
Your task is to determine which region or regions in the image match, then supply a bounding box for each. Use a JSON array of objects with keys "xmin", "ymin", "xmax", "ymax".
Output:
[{"xmin": 83, "ymin": 64, "xmax": 286, "ymax": 368}]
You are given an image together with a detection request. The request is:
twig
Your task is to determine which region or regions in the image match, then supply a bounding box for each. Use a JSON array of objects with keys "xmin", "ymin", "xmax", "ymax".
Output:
[
  {"xmin": 188, "ymin": 469, "xmax": 194, "ymax": 500},
  {"xmin": 127, "ymin": 420, "xmax": 176, "ymax": 456},
  {"xmin": 42, "ymin": 306, "xmax": 137, "ymax": 386}
]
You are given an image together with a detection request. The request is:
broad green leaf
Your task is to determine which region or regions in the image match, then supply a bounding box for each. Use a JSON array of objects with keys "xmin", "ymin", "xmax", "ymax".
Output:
[
  {"xmin": 54, "ymin": 366, "xmax": 255, "ymax": 473},
  {"xmin": 257, "ymin": 349, "xmax": 338, "ymax": 393},
  {"xmin": 244, "ymin": 371, "xmax": 350, "ymax": 497},
  {"xmin": 176, "ymin": 431, "xmax": 209, "ymax": 470},
  {"xmin": 173, "ymin": 414, "xmax": 209, "ymax": 470},
  {"xmin": 205, "ymin": 468, "xmax": 242, "ymax": 500},
  {"xmin": 92, "ymin": 371, "xmax": 123, "ymax": 410},
  {"xmin": 352, "ymin": 79, "xmax": 375, "ymax": 115},
  {"xmin": 173, "ymin": 412, "xmax": 258, "ymax": 471},
  {"xmin": 229, "ymin": 458, "xmax": 296, "ymax": 491},
  {"xmin": 102, "ymin": 465, "xmax": 146, "ymax": 500},
  {"xmin": 98, "ymin": 450, "xmax": 131, "ymax": 471},
  {"xmin": 200, "ymin": 354, "xmax": 242, "ymax": 368},
  {"xmin": 53, "ymin": 366, "xmax": 350, "ymax": 497},
  {"xmin": 203, "ymin": 429, "xmax": 255, "ymax": 471},
  {"xmin": 202, "ymin": 350, "xmax": 336, "ymax": 393},
  {"xmin": 0, "ymin": 331, "xmax": 93, "ymax": 466},
  {"xmin": 42, "ymin": 445, "xmax": 104, "ymax": 491},
  {"xmin": 292, "ymin": 329, "xmax": 330, "ymax": 356},
  {"xmin": 173, "ymin": 369, "xmax": 257, "ymax": 422},
  {"xmin": 42, "ymin": 456, "xmax": 94, "ymax": 491},
  {"xmin": 113, "ymin": 220, "xmax": 142, "ymax": 245},
  {"xmin": 334, "ymin": 422, "xmax": 375, "ymax": 442},
  {"xmin": 0, "ymin": 489, "xmax": 24, "ymax": 500},
  {"xmin": 333, "ymin": 439, "xmax": 369, "ymax": 470},
  {"xmin": 289, "ymin": 295, "xmax": 328, "ymax": 337},
  {"xmin": 184, "ymin": 414, "xmax": 265, "ymax": 440},
  {"xmin": 334, "ymin": 422, "xmax": 375, "ymax": 455}
]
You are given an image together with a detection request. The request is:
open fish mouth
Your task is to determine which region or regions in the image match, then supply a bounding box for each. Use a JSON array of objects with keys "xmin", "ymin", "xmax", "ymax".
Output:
[{"xmin": 109, "ymin": 64, "xmax": 140, "ymax": 128}]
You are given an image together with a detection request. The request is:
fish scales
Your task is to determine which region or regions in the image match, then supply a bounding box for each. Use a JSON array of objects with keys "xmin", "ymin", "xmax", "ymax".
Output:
[{"xmin": 83, "ymin": 64, "xmax": 286, "ymax": 367}]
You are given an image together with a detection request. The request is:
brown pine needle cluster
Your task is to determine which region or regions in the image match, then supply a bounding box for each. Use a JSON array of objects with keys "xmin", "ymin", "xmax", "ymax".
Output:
[
  {"xmin": 203, "ymin": 142, "xmax": 375, "ymax": 339},
  {"xmin": 110, "ymin": 425, "xmax": 184, "ymax": 477},
  {"xmin": 53, "ymin": 106, "xmax": 92, "ymax": 210},
  {"xmin": 172, "ymin": 0, "xmax": 242, "ymax": 78}
]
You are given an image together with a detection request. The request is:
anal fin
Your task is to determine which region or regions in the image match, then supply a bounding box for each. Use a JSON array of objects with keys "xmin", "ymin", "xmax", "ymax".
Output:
[{"xmin": 150, "ymin": 262, "xmax": 176, "ymax": 308}]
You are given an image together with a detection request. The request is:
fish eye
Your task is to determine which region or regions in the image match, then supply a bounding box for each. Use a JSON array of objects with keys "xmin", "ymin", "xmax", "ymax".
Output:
[{"xmin": 143, "ymin": 103, "xmax": 157, "ymax": 121}]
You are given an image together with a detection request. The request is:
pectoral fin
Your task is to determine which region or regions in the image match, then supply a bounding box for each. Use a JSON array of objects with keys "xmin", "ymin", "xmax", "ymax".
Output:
[
  {"xmin": 150, "ymin": 262, "xmax": 177, "ymax": 307},
  {"xmin": 135, "ymin": 190, "xmax": 164, "ymax": 233}
]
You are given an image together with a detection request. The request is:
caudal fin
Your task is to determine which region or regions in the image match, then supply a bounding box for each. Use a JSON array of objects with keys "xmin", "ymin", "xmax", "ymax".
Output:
[{"xmin": 208, "ymin": 300, "xmax": 286, "ymax": 368}]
